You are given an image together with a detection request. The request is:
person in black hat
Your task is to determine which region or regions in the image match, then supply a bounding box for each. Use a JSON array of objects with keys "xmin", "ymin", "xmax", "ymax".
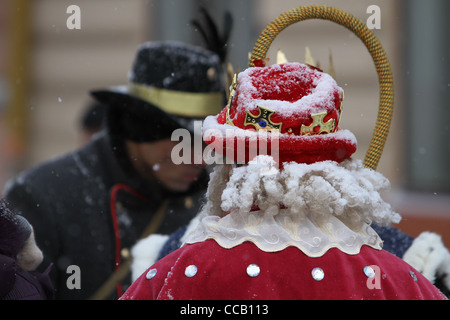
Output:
[{"xmin": 4, "ymin": 40, "xmax": 226, "ymax": 300}]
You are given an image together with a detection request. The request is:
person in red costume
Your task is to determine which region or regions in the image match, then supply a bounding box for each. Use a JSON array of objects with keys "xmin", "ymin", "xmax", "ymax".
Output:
[{"xmin": 121, "ymin": 62, "xmax": 447, "ymax": 300}]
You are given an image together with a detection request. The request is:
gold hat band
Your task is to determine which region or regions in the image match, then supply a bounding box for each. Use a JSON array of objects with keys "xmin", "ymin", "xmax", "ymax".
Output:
[{"xmin": 128, "ymin": 82, "xmax": 224, "ymax": 118}]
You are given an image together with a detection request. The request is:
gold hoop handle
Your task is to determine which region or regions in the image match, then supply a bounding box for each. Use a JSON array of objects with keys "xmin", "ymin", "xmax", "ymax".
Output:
[{"xmin": 250, "ymin": 5, "xmax": 394, "ymax": 170}]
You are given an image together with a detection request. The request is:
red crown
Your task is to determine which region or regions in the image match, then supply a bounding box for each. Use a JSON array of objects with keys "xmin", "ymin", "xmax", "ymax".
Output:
[{"xmin": 203, "ymin": 62, "xmax": 357, "ymax": 165}]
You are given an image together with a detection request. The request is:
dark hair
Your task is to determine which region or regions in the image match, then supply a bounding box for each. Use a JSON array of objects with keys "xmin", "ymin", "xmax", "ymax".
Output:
[{"xmin": 80, "ymin": 102, "xmax": 106, "ymax": 132}]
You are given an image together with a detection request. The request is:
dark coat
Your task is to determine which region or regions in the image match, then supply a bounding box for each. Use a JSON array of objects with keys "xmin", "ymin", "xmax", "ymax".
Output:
[
  {"xmin": 0, "ymin": 199, "xmax": 54, "ymax": 300},
  {"xmin": 0, "ymin": 254, "xmax": 53, "ymax": 300},
  {"xmin": 4, "ymin": 130, "xmax": 207, "ymax": 299}
]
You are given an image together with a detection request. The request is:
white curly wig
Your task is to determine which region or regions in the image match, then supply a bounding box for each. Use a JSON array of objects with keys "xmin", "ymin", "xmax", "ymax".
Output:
[{"xmin": 199, "ymin": 155, "xmax": 401, "ymax": 227}]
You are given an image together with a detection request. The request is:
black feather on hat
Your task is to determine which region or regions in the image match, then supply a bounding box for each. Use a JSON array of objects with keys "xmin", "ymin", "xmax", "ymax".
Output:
[
  {"xmin": 91, "ymin": 41, "xmax": 226, "ymax": 142},
  {"xmin": 191, "ymin": 6, "xmax": 233, "ymax": 63}
]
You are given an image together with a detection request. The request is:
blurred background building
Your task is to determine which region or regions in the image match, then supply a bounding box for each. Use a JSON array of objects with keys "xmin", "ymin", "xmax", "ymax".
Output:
[{"xmin": 1, "ymin": 0, "xmax": 449, "ymax": 245}]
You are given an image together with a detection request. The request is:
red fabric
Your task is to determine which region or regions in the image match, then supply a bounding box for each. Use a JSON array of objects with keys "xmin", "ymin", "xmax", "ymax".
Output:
[
  {"xmin": 205, "ymin": 123, "xmax": 356, "ymax": 165},
  {"xmin": 206, "ymin": 63, "xmax": 356, "ymax": 165},
  {"xmin": 225, "ymin": 64, "xmax": 342, "ymax": 137},
  {"xmin": 121, "ymin": 240, "xmax": 446, "ymax": 300}
]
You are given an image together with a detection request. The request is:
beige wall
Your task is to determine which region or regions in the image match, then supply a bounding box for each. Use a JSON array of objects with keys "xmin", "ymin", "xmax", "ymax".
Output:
[{"xmin": 26, "ymin": 0, "xmax": 149, "ymax": 166}]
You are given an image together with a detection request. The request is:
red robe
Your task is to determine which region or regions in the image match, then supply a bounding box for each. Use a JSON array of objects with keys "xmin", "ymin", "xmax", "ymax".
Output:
[{"xmin": 121, "ymin": 239, "xmax": 446, "ymax": 300}]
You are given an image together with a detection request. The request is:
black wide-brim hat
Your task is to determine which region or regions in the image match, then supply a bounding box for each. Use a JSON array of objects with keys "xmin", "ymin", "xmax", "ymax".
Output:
[{"xmin": 91, "ymin": 41, "xmax": 225, "ymax": 142}]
